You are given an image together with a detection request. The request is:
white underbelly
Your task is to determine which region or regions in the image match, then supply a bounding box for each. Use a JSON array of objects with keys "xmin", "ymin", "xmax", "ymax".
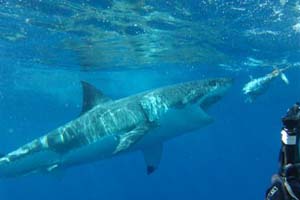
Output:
[
  {"xmin": 133, "ymin": 105, "xmax": 213, "ymax": 149},
  {"xmin": 62, "ymin": 135, "xmax": 119, "ymax": 166}
]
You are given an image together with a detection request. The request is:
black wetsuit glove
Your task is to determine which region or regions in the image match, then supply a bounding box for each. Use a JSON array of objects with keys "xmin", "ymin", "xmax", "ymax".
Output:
[
  {"xmin": 266, "ymin": 175, "xmax": 285, "ymax": 200},
  {"xmin": 287, "ymin": 176, "xmax": 300, "ymax": 199},
  {"xmin": 265, "ymin": 171, "xmax": 300, "ymax": 200}
]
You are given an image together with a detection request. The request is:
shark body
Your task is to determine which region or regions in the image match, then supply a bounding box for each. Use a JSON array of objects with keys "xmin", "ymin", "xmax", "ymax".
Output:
[{"xmin": 0, "ymin": 78, "xmax": 232, "ymax": 178}]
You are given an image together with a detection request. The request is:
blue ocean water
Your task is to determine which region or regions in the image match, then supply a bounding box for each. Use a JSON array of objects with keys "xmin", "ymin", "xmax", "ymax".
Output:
[{"xmin": 0, "ymin": 0, "xmax": 300, "ymax": 199}]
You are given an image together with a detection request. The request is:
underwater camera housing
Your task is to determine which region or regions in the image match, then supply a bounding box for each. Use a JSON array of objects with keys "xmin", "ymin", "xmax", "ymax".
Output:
[
  {"xmin": 282, "ymin": 102, "xmax": 300, "ymax": 133},
  {"xmin": 280, "ymin": 102, "xmax": 300, "ymax": 176}
]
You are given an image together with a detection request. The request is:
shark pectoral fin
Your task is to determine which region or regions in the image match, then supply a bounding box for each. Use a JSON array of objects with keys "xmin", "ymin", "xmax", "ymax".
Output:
[
  {"xmin": 142, "ymin": 143, "xmax": 163, "ymax": 175},
  {"xmin": 80, "ymin": 81, "xmax": 113, "ymax": 115},
  {"xmin": 197, "ymin": 106, "xmax": 214, "ymax": 124},
  {"xmin": 114, "ymin": 125, "xmax": 150, "ymax": 154}
]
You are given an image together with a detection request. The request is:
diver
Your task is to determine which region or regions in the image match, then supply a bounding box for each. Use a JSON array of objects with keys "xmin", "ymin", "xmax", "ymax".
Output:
[
  {"xmin": 242, "ymin": 66, "xmax": 290, "ymax": 103},
  {"xmin": 266, "ymin": 103, "xmax": 300, "ymax": 200}
]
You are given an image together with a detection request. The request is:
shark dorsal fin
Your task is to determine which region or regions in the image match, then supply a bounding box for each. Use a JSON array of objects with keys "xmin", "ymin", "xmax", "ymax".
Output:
[{"xmin": 81, "ymin": 81, "xmax": 112, "ymax": 115}]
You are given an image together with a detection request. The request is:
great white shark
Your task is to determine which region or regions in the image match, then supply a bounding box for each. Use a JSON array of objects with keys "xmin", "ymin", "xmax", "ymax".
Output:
[{"xmin": 0, "ymin": 78, "xmax": 232, "ymax": 178}]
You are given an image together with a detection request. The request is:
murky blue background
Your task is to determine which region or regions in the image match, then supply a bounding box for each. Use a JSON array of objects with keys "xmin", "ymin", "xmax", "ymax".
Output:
[{"xmin": 0, "ymin": 0, "xmax": 300, "ymax": 199}]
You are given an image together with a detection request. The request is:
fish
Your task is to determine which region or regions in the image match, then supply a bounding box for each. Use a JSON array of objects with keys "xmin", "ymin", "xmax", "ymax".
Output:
[
  {"xmin": 0, "ymin": 78, "xmax": 233, "ymax": 178},
  {"xmin": 242, "ymin": 67, "xmax": 290, "ymax": 103}
]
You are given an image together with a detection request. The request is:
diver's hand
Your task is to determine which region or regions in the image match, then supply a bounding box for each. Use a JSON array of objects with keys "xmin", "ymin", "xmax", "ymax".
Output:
[
  {"xmin": 266, "ymin": 175, "xmax": 285, "ymax": 200},
  {"xmin": 282, "ymin": 103, "xmax": 300, "ymax": 132},
  {"xmin": 266, "ymin": 173, "xmax": 300, "ymax": 200}
]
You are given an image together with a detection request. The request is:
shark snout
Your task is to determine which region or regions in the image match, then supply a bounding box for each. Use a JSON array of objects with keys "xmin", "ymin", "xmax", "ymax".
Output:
[
  {"xmin": 215, "ymin": 77, "xmax": 234, "ymax": 94},
  {"xmin": 202, "ymin": 77, "xmax": 233, "ymax": 94},
  {"xmin": 213, "ymin": 78, "xmax": 234, "ymax": 95},
  {"xmin": 197, "ymin": 77, "xmax": 233, "ymax": 108}
]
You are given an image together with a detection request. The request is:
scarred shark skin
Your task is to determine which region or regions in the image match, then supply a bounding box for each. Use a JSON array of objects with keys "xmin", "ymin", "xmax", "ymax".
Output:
[{"xmin": 0, "ymin": 78, "xmax": 233, "ymax": 178}]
